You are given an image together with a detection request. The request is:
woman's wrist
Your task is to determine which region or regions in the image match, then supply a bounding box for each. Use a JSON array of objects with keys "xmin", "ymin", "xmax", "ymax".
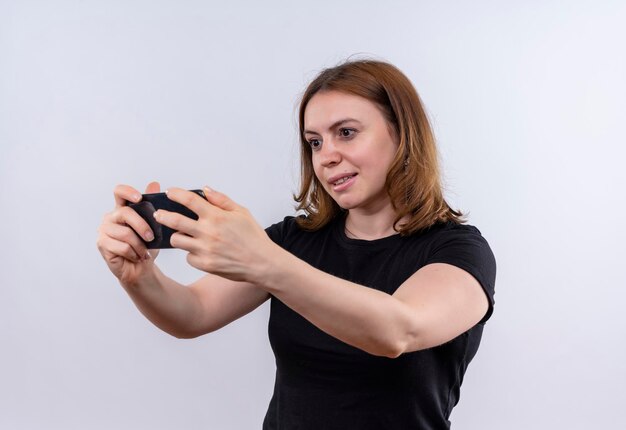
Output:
[
  {"xmin": 254, "ymin": 242, "xmax": 293, "ymax": 293},
  {"xmin": 120, "ymin": 262, "xmax": 160, "ymax": 292}
]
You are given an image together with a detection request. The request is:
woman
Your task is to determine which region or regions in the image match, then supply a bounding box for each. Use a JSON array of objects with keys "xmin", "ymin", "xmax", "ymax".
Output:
[{"xmin": 96, "ymin": 59, "xmax": 496, "ymax": 429}]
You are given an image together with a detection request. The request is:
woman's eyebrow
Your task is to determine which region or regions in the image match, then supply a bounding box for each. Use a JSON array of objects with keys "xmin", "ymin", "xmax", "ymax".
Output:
[{"xmin": 304, "ymin": 118, "xmax": 362, "ymax": 135}]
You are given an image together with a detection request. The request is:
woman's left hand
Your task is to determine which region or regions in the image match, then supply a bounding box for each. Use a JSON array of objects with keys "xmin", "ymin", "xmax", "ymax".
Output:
[{"xmin": 154, "ymin": 186, "xmax": 277, "ymax": 283}]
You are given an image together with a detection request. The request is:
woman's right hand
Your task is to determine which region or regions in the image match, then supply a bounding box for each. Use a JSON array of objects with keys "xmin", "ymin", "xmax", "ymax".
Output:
[{"xmin": 96, "ymin": 181, "xmax": 161, "ymax": 287}]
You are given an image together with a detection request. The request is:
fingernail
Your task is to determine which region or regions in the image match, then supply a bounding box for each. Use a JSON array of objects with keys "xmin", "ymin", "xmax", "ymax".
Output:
[
  {"xmin": 153, "ymin": 211, "xmax": 160, "ymax": 220},
  {"xmin": 134, "ymin": 193, "xmax": 142, "ymax": 202},
  {"xmin": 203, "ymin": 186, "xmax": 213, "ymax": 193},
  {"xmin": 144, "ymin": 251, "xmax": 151, "ymax": 260},
  {"xmin": 145, "ymin": 231, "xmax": 154, "ymax": 241}
]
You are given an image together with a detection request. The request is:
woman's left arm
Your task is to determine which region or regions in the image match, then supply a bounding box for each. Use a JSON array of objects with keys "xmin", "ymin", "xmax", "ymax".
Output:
[
  {"xmin": 260, "ymin": 249, "xmax": 489, "ymax": 358},
  {"xmin": 161, "ymin": 187, "xmax": 489, "ymax": 358}
]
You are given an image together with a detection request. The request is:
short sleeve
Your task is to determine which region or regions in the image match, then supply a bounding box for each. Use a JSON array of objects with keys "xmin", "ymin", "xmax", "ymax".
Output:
[
  {"xmin": 425, "ymin": 224, "xmax": 497, "ymax": 325},
  {"xmin": 265, "ymin": 216, "xmax": 297, "ymax": 248}
]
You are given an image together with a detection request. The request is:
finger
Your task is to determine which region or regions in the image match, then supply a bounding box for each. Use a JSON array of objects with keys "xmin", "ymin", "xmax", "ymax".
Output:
[
  {"xmin": 145, "ymin": 181, "xmax": 160, "ymax": 194},
  {"xmin": 203, "ymin": 186, "xmax": 239, "ymax": 212},
  {"xmin": 103, "ymin": 222, "xmax": 150, "ymax": 259},
  {"xmin": 164, "ymin": 187, "xmax": 211, "ymax": 217},
  {"xmin": 110, "ymin": 206, "xmax": 157, "ymax": 243},
  {"xmin": 153, "ymin": 209, "xmax": 198, "ymax": 236},
  {"xmin": 169, "ymin": 231, "xmax": 198, "ymax": 252},
  {"xmin": 114, "ymin": 184, "xmax": 142, "ymax": 208},
  {"xmin": 99, "ymin": 234, "xmax": 143, "ymax": 263}
]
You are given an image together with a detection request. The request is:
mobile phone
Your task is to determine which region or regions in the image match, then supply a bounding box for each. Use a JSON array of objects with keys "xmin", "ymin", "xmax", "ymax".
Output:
[{"xmin": 128, "ymin": 189, "xmax": 206, "ymax": 249}]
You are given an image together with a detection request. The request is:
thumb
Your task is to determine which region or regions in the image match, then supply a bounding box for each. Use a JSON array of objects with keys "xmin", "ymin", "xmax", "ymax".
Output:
[
  {"xmin": 204, "ymin": 186, "xmax": 238, "ymax": 211},
  {"xmin": 145, "ymin": 181, "xmax": 161, "ymax": 194}
]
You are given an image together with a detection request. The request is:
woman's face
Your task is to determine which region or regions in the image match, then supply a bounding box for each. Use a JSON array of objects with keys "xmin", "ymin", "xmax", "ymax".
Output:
[{"xmin": 304, "ymin": 90, "xmax": 399, "ymax": 213}]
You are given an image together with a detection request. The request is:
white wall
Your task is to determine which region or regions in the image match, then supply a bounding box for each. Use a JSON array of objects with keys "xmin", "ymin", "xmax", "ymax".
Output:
[{"xmin": 1, "ymin": 1, "xmax": 624, "ymax": 428}]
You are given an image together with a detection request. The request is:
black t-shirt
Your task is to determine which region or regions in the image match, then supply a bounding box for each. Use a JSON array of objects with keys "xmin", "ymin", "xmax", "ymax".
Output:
[{"xmin": 262, "ymin": 214, "xmax": 496, "ymax": 430}]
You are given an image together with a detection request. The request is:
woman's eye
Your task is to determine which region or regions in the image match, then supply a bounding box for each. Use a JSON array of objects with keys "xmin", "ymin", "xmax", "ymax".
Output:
[
  {"xmin": 340, "ymin": 128, "xmax": 354, "ymax": 137},
  {"xmin": 308, "ymin": 139, "xmax": 321, "ymax": 150},
  {"xmin": 308, "ymin": 129, "xmax": 355, "ymax": 150}
]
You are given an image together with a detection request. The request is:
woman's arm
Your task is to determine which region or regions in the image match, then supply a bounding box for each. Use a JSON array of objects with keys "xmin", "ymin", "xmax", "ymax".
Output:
[
  {"xmin": 122, "ymin": 265, "xmax": 269, "ymax": 339},
  {"xmin": 257, "ymin": 246, "xmax": 489, "ymax": 357},
  {"xmin": 159, "ymin": 187, "xmax": 489, "ymax": 357},
  {"xmin": 97, "ymin": 182, "xmax": 270, "ymax": 339}
]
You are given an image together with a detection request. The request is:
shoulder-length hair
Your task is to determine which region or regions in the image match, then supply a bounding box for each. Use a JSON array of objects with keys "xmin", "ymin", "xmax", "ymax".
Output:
[{"xmin": 294, "ymin": 58, "xmax": 466, "ymax": 235}]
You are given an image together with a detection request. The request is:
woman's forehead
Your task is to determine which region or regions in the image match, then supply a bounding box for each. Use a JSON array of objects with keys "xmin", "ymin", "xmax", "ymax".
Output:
[{"xmin": 304, "ymin": 91, "xmax": 383, "ymax": 132}]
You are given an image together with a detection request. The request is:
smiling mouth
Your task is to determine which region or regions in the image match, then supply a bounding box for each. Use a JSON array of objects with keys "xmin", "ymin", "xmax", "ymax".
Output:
[{"xmin": 331, "ymin": 174, "xmax": 357, "ymax": 186}]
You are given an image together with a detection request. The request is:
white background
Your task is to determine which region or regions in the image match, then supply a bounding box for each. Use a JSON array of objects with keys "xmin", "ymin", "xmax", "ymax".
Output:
[{"xmin": 1, "ymin": 1, "xmax": 624, "ymax": 428}]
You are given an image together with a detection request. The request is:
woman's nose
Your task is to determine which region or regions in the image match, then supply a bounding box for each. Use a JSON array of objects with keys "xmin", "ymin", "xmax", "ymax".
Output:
[{"xmin": 319, "ymin": 140, "xmax": 341, "ymax": 167}]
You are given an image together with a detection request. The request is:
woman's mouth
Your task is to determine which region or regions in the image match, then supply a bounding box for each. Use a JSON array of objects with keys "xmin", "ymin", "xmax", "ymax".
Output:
[{"xmin": 331, "ymin": 174, "xmax": 357, "ymax": 191}]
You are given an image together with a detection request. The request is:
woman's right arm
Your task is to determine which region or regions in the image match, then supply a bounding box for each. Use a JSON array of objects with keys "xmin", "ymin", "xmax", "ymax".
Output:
[
  {"xmin": 124, "ymin": 266, "xmax": 270, "ymax": 339},
  {"xmin": 96, "ymin": 182, "xmax": 269, "ymax": 339}
]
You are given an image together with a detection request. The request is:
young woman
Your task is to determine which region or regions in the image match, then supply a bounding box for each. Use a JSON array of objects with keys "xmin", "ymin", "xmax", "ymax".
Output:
[{"xmin": 96, "ymin": 59, "xmax": 496, "ymax": 429}]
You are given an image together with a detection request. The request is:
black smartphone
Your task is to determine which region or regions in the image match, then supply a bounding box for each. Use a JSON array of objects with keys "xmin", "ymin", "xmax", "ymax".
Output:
[{"xmin": 128, "ymin": 189, "xmax": 206, "ymax": 249}]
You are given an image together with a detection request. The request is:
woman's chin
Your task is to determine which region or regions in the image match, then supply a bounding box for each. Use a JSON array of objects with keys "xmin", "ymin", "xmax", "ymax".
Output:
[{"xmin": 334, "ymin": 197, "xmax": 360, "ymax": 210}]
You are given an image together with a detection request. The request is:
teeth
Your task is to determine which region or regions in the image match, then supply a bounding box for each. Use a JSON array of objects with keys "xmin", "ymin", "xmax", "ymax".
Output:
[{"xmin": 333, "ymin": 175, "xmax": 354, "ymax": 185}]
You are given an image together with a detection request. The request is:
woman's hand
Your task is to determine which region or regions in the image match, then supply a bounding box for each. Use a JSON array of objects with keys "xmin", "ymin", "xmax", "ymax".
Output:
[
  {"xmin": 96, "ymin": 182, "xmax": 161, "ymax": 287},
  {"xmin": 155, "ymin": 187, "xmax": 277, "ymax": 283}
]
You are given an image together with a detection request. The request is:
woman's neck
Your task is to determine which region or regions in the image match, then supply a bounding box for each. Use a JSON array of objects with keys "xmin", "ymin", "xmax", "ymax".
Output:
[{"xmin": 344, "ymin": 205, "xmax": 405, "ymax": 240}]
